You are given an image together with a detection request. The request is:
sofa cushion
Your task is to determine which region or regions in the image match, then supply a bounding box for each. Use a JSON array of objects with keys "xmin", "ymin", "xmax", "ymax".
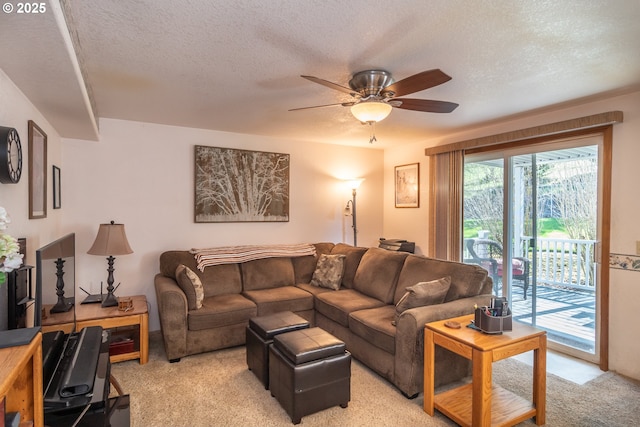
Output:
[
  {"xmin": 242, "ymin": 286, "xmax": 314, "ymax": 316},
  {"xmin": 315, "ymin": 289, "xmax": 385, "ymax": 327},
  {"xmin": 187, "ymin": 294, "xmax": 257, "ymax": 331},
  {"xmin": 292, "ymin": 242, "xmax": 335, "ymax": 284},
  {"xmin": 175, "ymin": 264, "xmax": 205, "ymax": 310},
  {"xmin": 349, "ymin": 305, "xmax": 396, "ymax": 354},
  {"xmin": 395, "ymin": 276, "xmax": 451, "ymax": 323},
  {"xmin": 352, "ymin": 248, "xmax": 409, "ymax": 304},
  {"xmin": 394, "ymin": 254, "xmax": 490, "ymax": 304},
  {"xmin": 241, "ymin": 257, "xmax": 295, "ymax": 291},
  {"xmin": 160, "ymin": 251, "xmax": 243, "ymax": 297},
  {"xmin": 295, "ymin": 283, "xmax": 333, "ymax": 297},
  {"xmin": 329, "ymin": 243, "xmax": 367, "ymax": 288},
  {"xmin": 310, "ymin": 254, "xmax": 346, "ymax": 290}
]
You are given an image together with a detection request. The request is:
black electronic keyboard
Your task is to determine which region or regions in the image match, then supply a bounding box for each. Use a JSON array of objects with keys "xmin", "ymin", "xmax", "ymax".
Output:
[{"xmin": 43, "ymin": 326, "xmax": 111, "ymax": 412}]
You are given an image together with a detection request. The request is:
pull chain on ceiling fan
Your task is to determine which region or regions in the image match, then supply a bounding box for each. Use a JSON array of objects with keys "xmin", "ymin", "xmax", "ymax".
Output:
[
  {"xmin": 290, "ymin": 69, "xmax": 458, "ymax": 143},
  {"xmin": 368, "ymin": 122, "xmax": 378, "ymax": 144}
]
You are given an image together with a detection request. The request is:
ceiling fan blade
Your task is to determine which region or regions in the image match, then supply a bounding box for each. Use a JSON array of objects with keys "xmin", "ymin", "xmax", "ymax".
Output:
[
  {"xmin": 301, "ymin": 75, "xmax": 359, "ymax": 96},
  {"xmin": 392, "ymin": 98, "xmax": 459, "ymax": 113},
  {"xmin": 289, "ymin": 102, "xmax": 355, "ymax": 111},
  {"xmin": 383, "ymin": 69, "xmax": 452, "ymax": 97}
]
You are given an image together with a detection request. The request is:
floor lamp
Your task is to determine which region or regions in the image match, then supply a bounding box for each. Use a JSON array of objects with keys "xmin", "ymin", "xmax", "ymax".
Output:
[
  {"xmin": 88, "ymin": 221, "xmax": 133, "ymax": 307},
  {"xmin": 344, "ymin": 179, "xmax": 363, "ymax": 246}
]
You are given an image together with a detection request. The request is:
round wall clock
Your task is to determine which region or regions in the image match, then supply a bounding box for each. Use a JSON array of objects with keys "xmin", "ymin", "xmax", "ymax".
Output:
[{"xmin": 0, "ymin": 126, "xmax": 23, "ymax": 184}]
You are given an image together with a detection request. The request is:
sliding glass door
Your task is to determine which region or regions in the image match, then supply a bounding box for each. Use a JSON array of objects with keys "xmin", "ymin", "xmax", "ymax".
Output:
[{"xmin": 463, "ymin": 136, "xmax": 602, "ymax": 362}]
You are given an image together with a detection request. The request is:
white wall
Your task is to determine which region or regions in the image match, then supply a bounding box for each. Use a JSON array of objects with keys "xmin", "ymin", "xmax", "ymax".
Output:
[
  {"xmin": 383, "ymin": 147, "xmax": 431, "ymax": 255},
  {"xmin": 0, "ymin": 69, "xmax": 67, "ymax": 329},
  {"xmin": 62, "ymin": 118, "xmax": 384, "ymax": 331},
  {"xmin": 0, "ymin": 69, "xmax": 64, "ymax": 267},
  {"xmin": 384, "ymin": 89, "xmax": 640, "ymax": 380}
]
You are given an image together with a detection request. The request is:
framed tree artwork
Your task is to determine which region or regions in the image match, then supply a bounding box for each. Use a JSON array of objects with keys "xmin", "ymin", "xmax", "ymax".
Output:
[
  {"xmin": 194, "ymin": 145, "xmax": 290, "ymax": 222},
  {"xmin": 395, "ymin": 163, "xmax": 420, "ymax": 208},
  {"xmin": 28, "ymin": 120, "xmax": 47, "ymax": 219}
]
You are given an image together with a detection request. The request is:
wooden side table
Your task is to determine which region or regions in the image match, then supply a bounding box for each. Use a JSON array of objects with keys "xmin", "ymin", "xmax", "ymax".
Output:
[
  {"xmin": 43, "ymin": 295, "xmax": 149, "ymax": 364},
  {"xmin": 424, "ymin": 314, "xmax": 546, "ymax": 427},
  {"xmin": 0, "ymin": 331, "xmax": 44, "ymax": 427},
  {"xmin": 75, "ymin": 295, "xmax": 149, "ymax": 364},
  {"xmin": 41, "ymin": 304, "xmax": 75, "ymax": 334}
]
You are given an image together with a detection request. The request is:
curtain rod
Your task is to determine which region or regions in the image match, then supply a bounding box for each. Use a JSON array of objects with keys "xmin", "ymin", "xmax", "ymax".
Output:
[{"xmin": 425, "ymin": 111, "xmax": 623, "ymax": 156}]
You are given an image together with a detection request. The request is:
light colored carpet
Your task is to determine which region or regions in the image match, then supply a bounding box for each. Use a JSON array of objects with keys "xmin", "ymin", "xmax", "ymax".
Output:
[{"xmin": 111, "ymin": 332, "xmax": 640, "ymax": 426}]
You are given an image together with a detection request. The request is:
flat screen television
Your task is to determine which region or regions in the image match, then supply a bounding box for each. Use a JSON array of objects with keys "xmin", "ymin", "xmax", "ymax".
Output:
[{"xmin": 36, "ymin": 233, "xmax": 76, "ymax": 328}]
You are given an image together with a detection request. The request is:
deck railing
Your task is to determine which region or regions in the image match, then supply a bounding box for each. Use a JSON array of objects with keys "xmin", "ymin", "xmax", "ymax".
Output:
[{"xmin": 520, "ymin": 237, "xmax": 597, "ymax": 292}]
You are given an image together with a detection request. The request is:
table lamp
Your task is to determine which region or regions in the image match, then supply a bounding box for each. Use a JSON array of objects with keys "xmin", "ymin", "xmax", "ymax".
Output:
[{"xmin": 87, "ymin": 220, "xmax": 133, "ymax": 307}]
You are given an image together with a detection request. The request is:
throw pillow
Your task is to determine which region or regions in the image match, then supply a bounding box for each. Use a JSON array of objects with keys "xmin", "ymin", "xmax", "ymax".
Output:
[
  {"xmin": 310, "ymin": 254, "xmax": 346, "ymax": 290},
  {"xmin": 393, "ymin": 276, "xmax": 451, "ymax": 325},
  {"xmin": 175, "ymin": 264, "xmax": 205, "ymax": 310}
]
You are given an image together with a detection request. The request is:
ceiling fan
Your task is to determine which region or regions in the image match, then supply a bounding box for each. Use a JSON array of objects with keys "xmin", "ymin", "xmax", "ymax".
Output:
[{"xmin": 290, "ymin": 69, "xmax": 459, "ymax": 125}]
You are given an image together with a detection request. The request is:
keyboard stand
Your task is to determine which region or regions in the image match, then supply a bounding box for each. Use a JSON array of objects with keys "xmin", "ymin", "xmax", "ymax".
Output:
[
  {"xmin": 43, "ymin": 327, "xmax": 131, "ymax": 426},
  {"xmin": 43, "ymin": 394, "xmax": 131, "ymax": 427}
]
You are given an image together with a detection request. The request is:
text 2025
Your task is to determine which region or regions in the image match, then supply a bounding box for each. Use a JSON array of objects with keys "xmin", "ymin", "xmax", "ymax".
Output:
[{"xmin": 17, "ymin": 2, "xmax": 46, "ymax": 13}]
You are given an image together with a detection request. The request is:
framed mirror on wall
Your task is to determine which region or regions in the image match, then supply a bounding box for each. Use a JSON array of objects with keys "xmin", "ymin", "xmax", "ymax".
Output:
[{"xmin": 28, "ymin": 120, "xmax": 47, "ymax": 219}]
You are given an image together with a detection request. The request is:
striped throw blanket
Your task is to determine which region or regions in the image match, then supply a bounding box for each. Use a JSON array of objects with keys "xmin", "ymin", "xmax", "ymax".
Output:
[{"xmin": 190, "ymin": 243, "xmax": 317, "ymax": 271}]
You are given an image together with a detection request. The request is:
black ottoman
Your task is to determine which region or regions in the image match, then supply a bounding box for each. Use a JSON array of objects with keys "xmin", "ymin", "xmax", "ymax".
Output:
[
  {"xmin": 269, "ymin": 327, "xmax": 351, "ymax": 424},
  {"xmin": 246, "ymin": 311, "xmax": 309, "ymax": 389}
]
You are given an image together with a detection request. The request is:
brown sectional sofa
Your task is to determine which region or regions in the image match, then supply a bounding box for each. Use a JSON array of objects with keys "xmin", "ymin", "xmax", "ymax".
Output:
[{"xmin": 154, "ymin": 243, "xmax": 492, "ymax": 397}]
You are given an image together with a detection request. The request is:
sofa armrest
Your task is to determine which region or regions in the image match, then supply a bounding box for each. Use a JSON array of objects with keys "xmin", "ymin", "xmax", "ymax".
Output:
[
  {"xmin": 393, "ymin": 294, "xmax": 492, "ymax": 397},
  {"xmin": 154, "ymin": 273, "xmax": 189, "ymax": 360}
]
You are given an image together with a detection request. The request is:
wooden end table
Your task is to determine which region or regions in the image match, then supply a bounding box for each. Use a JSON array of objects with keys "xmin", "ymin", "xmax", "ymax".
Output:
[
  {"xmin": 424, "ymin": 314, "xmax": 546, "ymax": 427},
  {"xmin": 42, "ymin": 295, "xmax": 149, "ymax": 365},
  {"xmin": 0, "ymin": 332, "xmax": 44, "ymax": 427}
]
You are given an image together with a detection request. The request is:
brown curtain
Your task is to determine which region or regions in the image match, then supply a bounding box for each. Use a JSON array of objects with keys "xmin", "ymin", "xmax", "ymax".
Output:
[{"xmin": 428, "ymin": 150, "xmax": 462, "ymax": 261}]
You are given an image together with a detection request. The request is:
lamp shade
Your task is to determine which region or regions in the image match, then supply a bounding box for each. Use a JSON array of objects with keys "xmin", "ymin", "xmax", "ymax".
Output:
[
  {"xmin": 350, "ymin": 101, "xmax": 392, "ymax": 123},
  {"xmin": 347, "ymin": 178, "xmax": 364, "ymax": 190},
  {"xmin": 87, "ymin": 221, "xmax": 133, "ymax": 256},
  {"xmin": 344, "ymin": 201, "xmax": 352, "ymax": 216}
]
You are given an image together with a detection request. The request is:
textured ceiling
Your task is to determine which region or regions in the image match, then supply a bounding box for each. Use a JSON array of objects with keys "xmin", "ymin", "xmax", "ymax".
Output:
[{"xmin": 1, "ymin": 0, "xmax": 639, "ymax": 147}]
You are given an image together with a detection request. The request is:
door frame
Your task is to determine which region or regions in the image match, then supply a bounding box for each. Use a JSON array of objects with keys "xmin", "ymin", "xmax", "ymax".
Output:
[{"xmin": 464, "ymin": 126, "xmax": 611, "ymax": 370}]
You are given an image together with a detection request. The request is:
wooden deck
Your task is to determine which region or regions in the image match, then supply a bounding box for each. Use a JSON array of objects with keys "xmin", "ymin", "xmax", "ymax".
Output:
[{"xmin": 509, "ymin": 283, "xmax": 596, "ymax": 353}]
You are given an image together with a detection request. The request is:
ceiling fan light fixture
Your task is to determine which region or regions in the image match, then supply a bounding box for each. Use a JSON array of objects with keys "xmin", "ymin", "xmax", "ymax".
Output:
[{"xmin": 350, "ymin": 101, "xmax": 392, "ymax": 123}]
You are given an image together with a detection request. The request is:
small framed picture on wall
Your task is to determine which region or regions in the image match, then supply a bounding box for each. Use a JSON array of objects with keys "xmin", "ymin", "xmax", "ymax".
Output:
[
  {"xmin": 395, "ymin": 163, "xmax": 419, "ymax": 208},
  {"xmin": 53, "ymin": 165, "xmax": 61, "ymax": 209}
]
